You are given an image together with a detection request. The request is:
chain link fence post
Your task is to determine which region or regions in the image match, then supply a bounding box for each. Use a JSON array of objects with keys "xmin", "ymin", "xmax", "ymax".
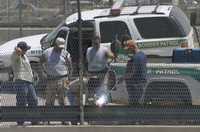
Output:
[
  {"xmin": 16, "ymin": 0, "xmax": 24, "ymax": 37},
  {"xmin": 77, "ymin": 0, "xmax": 85, "ymax": 125}
]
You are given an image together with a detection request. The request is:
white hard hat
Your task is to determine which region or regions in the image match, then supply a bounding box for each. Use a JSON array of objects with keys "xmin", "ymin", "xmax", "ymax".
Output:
[{"xmin": 56, "ymin": 37, "xmax": 65, "ymax": 48}]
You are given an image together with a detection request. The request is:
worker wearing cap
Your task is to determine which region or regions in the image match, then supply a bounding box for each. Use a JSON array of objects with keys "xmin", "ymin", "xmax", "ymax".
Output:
[
  {"xmin": 41, "ymin": 37, "xmax": 72, "ymax": 106},
  {"xmin": 11, "ymin": 41, "xmax": 38, "ymax": 125},
  {"xmin": 124, "ymin": 39, "xmax": 147, "ymax": 105}
]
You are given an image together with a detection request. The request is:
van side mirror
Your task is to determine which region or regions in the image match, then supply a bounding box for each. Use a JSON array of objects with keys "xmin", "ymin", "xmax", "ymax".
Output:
[{"xmin": 190, "ymin": 12, "xmax": 197, "ymax": 26}]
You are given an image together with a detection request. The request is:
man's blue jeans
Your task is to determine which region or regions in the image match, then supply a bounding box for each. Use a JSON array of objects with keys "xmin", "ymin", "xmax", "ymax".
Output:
[
  {"xmin": 126, "ymin": 80, "xmax": 146, "ymax": 105},
  {"xmin": 15, "ymin": 80, "xmax": 38, "ymax": 107}
]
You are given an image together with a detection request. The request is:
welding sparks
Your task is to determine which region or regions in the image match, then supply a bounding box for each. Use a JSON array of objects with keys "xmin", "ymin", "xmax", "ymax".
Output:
[{"xmin": 95, "ymin": 94, "xmax": 108, "ymax": 107}]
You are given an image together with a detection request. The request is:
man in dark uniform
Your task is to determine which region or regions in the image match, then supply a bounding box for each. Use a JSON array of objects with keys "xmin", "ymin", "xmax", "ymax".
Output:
[{"xmin": 124, "ymin": 39, "xmax": 147, "ymax": 105}]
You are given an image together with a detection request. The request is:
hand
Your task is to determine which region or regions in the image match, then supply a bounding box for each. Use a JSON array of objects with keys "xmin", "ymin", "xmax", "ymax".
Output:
[
  {"xmin": 65, "ymin": 80, "xmax": 70, "ymax": 85},
  {"xmin": 15, "ymin": 47, "xmax": 22, "ymax": 55},
  {"xmin": 63, "ymin": 80, "xmax": 70, "ymax": 89}
]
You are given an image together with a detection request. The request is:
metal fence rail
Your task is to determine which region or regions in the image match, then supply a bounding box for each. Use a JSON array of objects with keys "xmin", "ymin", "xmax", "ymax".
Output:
[{"xmin": 2, "ymin": 105, "xmax": 200, "ymax": 125}]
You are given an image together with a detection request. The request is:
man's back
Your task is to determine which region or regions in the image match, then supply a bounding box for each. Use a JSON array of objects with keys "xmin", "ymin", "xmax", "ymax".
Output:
[{"xmin": 126, "ymin": 51, "xmax": 147, "ymax": 83}]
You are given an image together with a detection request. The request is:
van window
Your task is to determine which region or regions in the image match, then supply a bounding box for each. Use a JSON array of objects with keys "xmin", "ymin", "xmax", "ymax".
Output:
[
  {"xmin": 100, "ymin": 21, "xmax": 131, "ymax": 43},
  {"xmin": 41, "ymin": 25, "xmax": 69, "ymax": 50},
  {"xmin": 134, "ymin": 17, "xmax": 184, "ymax": 39}
]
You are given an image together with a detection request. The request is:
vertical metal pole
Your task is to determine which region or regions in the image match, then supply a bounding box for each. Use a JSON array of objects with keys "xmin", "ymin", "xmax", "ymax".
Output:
[
  {"xmin": 60, "ymin": 0, "xmax": 66, "ymax": 15},
  {"xmin": 66, "ymin": 0, "xmax": 70, "ymax": 16},
  {"xmin": 34, "ymin": 0, "xmax": 38, "ymax": 7},
  {"xmin": 7, "ymin": 0, "xmax": 10, "ymax": 41},
  {"xmin": 64, "ymin": 0, "xmax": 66, "ymax": 15},
  {"xmin": 77, "ymin": 0, "xmax": 84, "ymax": 125},
  {"xmin": 18, "ymin": 0, "xmax": 23, "ymax": 37}
]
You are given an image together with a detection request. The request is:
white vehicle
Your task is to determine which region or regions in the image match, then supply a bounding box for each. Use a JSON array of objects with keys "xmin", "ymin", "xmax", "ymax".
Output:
[{"xmin": 0, "ymin": 1, "xmax": 200, "ymax": 104}]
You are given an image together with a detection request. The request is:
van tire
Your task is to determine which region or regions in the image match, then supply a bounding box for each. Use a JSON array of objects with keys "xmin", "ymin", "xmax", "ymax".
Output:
[{"xmin": 144, "ymin": 80, "xmax": 192, "ymax": 106}]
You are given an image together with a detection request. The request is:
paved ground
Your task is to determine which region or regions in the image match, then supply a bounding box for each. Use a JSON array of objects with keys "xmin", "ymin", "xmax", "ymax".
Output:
[{"xmin": 2, "ymin": 125, "xmax": 200, "ymax": 132}]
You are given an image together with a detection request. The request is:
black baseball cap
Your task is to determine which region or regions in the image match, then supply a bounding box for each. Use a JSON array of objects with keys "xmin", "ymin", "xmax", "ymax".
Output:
[{"xmin": 17, "ymin": 41, "xmax": 31, "ymax": 51}]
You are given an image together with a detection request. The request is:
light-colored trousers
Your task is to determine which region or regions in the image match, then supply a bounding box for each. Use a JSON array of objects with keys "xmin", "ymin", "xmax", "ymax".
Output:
[{"xmin": 45, "ymin": 77, "xmax": 68, "ymax": 106}]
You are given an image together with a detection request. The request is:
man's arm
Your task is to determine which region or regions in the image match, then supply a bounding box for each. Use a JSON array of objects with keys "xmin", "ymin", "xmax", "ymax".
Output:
[
  {"xmin": 65, "ymin": 53, "xmax": 72, "ymax": 79},
  {"xmin": 12, "ymin": 48, "xmax": 22, "ymax": 62},
  {"xmin": 40, "ymin": 52, "xmax": 48, "ymax": 75},
  {"xmin": 11, "ymin": 48, "xmax": 22, "ymax": 73}
]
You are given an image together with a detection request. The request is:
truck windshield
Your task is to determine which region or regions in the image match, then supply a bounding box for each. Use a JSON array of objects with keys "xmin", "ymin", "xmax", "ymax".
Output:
[
  {"xmin": 134, "ymin": 17, "xmax": 184, "ymax": 39},
  {"xmin": 41, "ymin": 21, "xmax": 66, "ymax": 50}
]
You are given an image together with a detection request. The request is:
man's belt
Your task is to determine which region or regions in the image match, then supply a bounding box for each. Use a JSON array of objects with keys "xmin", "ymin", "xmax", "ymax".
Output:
[{"xmin": 47, "ymin": 75, "xmax": 68, "ymax": 80}]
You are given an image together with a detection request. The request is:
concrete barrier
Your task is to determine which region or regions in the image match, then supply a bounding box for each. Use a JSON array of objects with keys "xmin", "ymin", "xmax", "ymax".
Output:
[{"xmin": 1, "ymin": 126, "xmax": 200, "ymax": 132}]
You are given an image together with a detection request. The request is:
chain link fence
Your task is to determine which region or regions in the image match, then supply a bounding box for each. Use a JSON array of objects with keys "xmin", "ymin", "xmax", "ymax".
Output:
[{"xmin": 1, "ymin": 0, "xmax": 200, "ymax": 127}]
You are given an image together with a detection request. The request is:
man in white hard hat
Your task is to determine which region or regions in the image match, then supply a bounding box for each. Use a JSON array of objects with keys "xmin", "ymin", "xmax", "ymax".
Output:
[{"xmin": 41, "ymin": 37, "xmax": 72, "ymax": 107}]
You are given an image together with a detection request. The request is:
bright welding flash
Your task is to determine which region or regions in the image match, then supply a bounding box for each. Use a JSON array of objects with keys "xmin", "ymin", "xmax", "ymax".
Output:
[{"xmin": 96, "ymin": 94, "xmax": 107, "ymax": 107}]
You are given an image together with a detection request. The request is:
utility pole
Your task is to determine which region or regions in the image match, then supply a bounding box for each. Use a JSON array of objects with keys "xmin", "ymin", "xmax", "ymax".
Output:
[
  {"xmin": 66, "ymin": 0, "xmax": 71, "ymax": 15},
  {"xmin": 7, "ymin": 0, "xmax": 10, "ymax": 40},
  {"xmin": 77, "ymin": 0, "xmax": 85, "ymax": 125},
  {"xmin": 33, "ymin": 0, "xmax": 38, "ymax": 7},
  {"xmin": 17, "ymin": 0, "xmax": 24, "ymax": 37}
]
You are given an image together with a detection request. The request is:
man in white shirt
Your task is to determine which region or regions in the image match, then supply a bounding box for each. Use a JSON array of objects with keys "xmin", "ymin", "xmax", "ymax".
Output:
[{"xmin": 86, "ymin": 35, "xmax": 115, "ymax": 102}]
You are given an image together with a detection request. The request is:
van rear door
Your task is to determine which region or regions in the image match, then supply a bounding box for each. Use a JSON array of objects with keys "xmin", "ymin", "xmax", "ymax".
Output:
[{"xmin": 131, "ymin": 16, "xmax": 189, "ymax": 57}]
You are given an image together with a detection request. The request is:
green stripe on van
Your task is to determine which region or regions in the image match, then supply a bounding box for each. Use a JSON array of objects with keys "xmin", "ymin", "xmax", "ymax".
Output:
[{"xmin": 137, "ymin": 39, "xmax": 186, "ymax": 49}]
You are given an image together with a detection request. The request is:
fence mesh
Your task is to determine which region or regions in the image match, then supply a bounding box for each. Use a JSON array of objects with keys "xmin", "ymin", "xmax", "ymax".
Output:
[{"xmin": 1, "ymin": 0, "xmax": 200, "ymax": 127}]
